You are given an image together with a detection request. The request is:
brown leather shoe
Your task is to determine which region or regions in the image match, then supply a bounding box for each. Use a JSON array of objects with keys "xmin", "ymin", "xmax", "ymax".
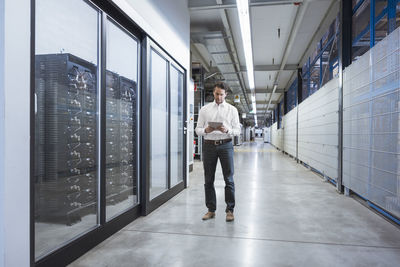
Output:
[
  {"xmin": 202, "ymin": 211, "xmax": 215, "ymax": 220},
  {"xmin": 226, "ymin": 211, "xmax": 234, "ymax": 222}
]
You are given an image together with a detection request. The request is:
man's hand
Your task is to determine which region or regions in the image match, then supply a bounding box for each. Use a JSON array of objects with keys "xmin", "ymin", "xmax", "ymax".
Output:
[
  {"xmin": 205, "ymin": 126, "xmax": 215, "ymax": 133},
  {"xmin": 217, "ymin": 125, "xmax": 228, "ymax": 133}
]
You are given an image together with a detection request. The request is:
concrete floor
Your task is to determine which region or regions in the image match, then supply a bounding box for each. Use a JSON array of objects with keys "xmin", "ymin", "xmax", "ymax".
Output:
[{"xmin": 70, "ymin": 140, "xmax": 400, "ymax": 267}]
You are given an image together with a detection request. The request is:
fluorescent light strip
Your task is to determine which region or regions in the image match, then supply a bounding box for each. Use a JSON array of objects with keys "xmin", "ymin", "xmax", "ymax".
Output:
[
  {"xmin": 236, "ymin": 0, "xmax": 254, "ymax": 90},
  {"xmin": 252, "ymin": 102, "xmax": 256, "ymax": 112},
  {"xmin": 236, "ymin": 0, "xmax": 256, "ymax": 120},
  {"xmin": 252, "ymin": 102, "xmax": 257, "ymax": 127}
]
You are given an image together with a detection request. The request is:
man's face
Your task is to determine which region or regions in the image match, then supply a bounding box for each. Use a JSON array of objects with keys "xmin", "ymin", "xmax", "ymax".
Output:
[{"xmin": 213, "ymin": 87, "xmax": 227, "ymax": 104}]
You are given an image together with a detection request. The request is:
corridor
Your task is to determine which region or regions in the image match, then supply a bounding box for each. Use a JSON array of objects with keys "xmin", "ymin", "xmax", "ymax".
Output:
[{"xmin": 71, "ymin": 140, "xmax": 400, "ymax": 267}]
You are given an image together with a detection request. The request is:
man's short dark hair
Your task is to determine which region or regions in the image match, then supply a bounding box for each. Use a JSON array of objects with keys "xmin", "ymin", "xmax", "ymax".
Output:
[{"xmin": 213, "ymin": 82, "xmax": 229, "ymax": 92}]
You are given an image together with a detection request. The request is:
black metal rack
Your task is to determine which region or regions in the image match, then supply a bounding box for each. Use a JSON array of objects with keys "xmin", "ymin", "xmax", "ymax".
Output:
[
  {"xmin": 34, "ymin": 53, "xmax": 137, "ymax": 225},
  {"xmin": 35, "ymin": 53, "xmax": 98, "ymax": 225}
]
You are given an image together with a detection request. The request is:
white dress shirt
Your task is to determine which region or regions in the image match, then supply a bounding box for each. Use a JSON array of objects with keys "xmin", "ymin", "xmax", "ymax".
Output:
[{"xmin": 195, "ymin": 100, "xmax": 240, "ymax": 140}]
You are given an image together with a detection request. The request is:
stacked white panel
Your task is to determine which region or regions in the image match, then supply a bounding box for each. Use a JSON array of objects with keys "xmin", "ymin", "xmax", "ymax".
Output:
[
  {"xmin": 283, "ymin": 106, "xmax": 297, "ymax": 157},
  {"xmin": 263, "ymin": 127, "xmax": 271, "ymax": 143},
  {"xmin": 271, "ymin": 122, "xmax": 277, "ymax": 147},
  {"xmin": 298, "ymin": 78, "xmax": 339, "ymax": 180},
  {"xmin": 276, "ymin": 128, "xmax": 283, "ymax": 150},
  {"xmin": 343, "ymin": 48, "xmax": 371, "ymax": 197},
  {"xmin": 271, "ymin": 122, "xmax": 280, "ymax": 148},
  {"xmin": 343, "ymin": 27, "xmax": 400, "ymax": 218}
]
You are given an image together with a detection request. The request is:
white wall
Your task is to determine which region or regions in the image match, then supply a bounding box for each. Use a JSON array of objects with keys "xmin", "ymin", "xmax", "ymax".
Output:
[
  {"xmin": 0, "ymin": 0, "xmax": 4, "ymax": 265},
  {"xmin": 188, "ymin": 79, "xmax": 194, "ymax": 166},
  {"xmin": 0, "ymin": 0, "xmax": 31, "ymax": 266},
  {"xmin": 115, "ymin": 0, "xmax": 190, "ymax": 70}
]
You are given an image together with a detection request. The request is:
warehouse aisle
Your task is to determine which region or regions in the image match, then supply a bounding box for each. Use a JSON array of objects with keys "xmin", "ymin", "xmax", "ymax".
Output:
[{"xmin": 70, "ymin": 140, "xmax": 400, "ymax": 267}]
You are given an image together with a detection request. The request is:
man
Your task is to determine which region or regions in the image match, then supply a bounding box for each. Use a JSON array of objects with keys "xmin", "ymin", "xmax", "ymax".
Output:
[{"xmin": 195, "ymin": 82, "xmax": 240, "ymax": 222}]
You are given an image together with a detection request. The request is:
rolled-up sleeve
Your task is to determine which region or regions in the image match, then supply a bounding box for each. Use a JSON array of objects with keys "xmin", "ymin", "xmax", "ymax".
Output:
[
  {"xmin": 195, "ymin": 108, "xmax": 206, "ymax": 136},
  {"xmin": 229, "ymin": 106, "xmax": 240, "ymax": 136}
]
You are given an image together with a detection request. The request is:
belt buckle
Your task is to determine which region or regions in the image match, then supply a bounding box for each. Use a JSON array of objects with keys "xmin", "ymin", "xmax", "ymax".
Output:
[{"xmin": 214, "ymin": 140, "xmax": 221, "ymax": 145}]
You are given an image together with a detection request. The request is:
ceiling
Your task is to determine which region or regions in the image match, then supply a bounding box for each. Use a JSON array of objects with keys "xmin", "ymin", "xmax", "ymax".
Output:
[{"xmin": 189, "ymin": 0, "xmax": 336, "ymax": 126}]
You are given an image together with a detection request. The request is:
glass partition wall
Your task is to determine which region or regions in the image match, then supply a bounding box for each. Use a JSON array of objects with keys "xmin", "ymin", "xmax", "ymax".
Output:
[
  {"xmin": 34, "ymin": 0, "xmax": 140, "ymax": 261},
  {"xmin": 34, "ymin": 0, "xmax": 100, "ymax": 259},
  {"xmin": 33, "ymin": 0, "xmax": 185, "ymax": 264}
]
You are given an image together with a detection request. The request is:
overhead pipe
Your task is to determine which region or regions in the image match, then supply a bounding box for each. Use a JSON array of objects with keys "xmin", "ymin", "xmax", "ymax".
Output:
[
  {"xmin": 264, "ymin": 0, "xmax": 310, "ymax": 116},
  {"xmin": 190, "ymin": 42, "xmax": 211, "ymax": 72},
  {"xmin": 205, "ymin": 72, "xmax": 221, "ymax": 80}
]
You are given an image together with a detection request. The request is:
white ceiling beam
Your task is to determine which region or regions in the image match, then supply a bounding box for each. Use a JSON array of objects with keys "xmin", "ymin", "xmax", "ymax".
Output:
[
  {"xmin": 240, "ymin": 64, "xmax": 298, "ymax": 71},
  {"xmin": 189, "ymin": 0, "xmax": 331, "ymax": 11},
  {"xmin": 189, "ymin": 0, "xmax": 306, "ymax": 11}
]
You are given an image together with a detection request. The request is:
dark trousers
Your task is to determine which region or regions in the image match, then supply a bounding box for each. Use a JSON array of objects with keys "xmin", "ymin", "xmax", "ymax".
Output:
[{"xmin": 203, "ymin": 141, "xmax": 235, "ymax": 212}]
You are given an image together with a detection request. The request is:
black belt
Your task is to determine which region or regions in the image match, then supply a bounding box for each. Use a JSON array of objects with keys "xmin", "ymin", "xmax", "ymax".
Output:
[{"xmin": 204, "ymin": 139, "xmax": 232, "ymax": 145}]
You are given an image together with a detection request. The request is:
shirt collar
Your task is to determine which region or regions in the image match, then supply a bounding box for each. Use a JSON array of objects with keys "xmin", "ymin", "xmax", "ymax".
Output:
[{"xmin": 213, "ymin": 100, "xmax": 226, "ymax": 107}]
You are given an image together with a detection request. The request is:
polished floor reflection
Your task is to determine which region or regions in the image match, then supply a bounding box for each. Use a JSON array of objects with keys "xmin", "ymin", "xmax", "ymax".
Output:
[{"xmin": 70, "ymin": 139, "xmax": 400, "ymax": 266}]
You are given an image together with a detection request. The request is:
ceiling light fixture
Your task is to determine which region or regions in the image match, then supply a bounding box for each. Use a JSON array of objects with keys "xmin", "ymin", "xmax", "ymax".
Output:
[{"xmin": 236, "ymin": 0, "xmax": 257, "ymax": 126}]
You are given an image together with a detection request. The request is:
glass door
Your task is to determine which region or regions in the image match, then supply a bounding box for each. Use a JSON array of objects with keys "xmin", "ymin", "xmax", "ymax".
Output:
[
  {"xmin": 105, "ymin": 17, "xmax": 140, "ymax": 221},
  {"xmin": 145, "ymin": 38, "xmax": 187, "ymax": 209},
  {"xmin": 170, "ymin": 64, "xmax": 185, "ymax": 186},
  {"xmin": 149, "ymin": 48, "xmax": 169, "ymax": 200}
]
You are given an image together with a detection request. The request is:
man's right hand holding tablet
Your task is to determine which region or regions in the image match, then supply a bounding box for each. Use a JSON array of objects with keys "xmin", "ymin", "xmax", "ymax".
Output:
[{"xmin": 205, "ymin": 126, "xmax": 215, "ymax": 133}]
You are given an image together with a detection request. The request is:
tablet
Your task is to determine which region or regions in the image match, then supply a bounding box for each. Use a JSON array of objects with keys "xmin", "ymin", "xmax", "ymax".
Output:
[{"xmin": 208, "ymin": 121, "xmax": 223, "ymax": 128}]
